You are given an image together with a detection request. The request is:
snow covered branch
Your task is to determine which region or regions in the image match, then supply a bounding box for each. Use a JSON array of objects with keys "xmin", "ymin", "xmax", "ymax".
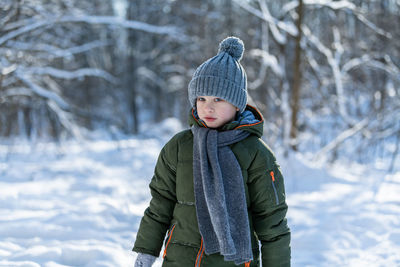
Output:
[
  {"xmin": 0, "ymin": 87, "xmax": 33, "ymax": 103},
  {"xmin": 15, "ymin": 71, "xmax": 70, "ymax": 110},
  {"xmin": 282, "ymin": 0, "xmax": 356, "ymax": 13},
  {"xmin": 23, "ymin": 67, "xmax": 118, "ymax": 84},
  {"xmin": 313, "ymin": 117, "xmax": 369, "ymax": 161},
  {"xmin": 5, "ymin": 40, "xmax": 111, "ymax": 58},
  {"xmin": 342, "ymin": 55, "xmax": 400, "ymax": 80},
  {"xmin": 0, "ymin": 15, "xmax": 187, "ymax": 46},
  {"xmin": 249, "ymin": 49, "xmax": 283, "ymax": 78},
  {"xmin": 257, "ymin": 0, "xmax": 287, "ymax": 45},
  {"xmin": 1, "ymin": 64, "xmax": 17, "ymax": 76},
  {"xmin": 302, "ymin": 25, "xmax": 354, "ymax": 124},
  {"xmin": 304, "ymin": 0, "xmax": 356, "ymax": 10},
  {"xmin": 137, "ymin": 67, "xmax": 168, "ymax": 89},
  {"xmin": 13, "ymin": 71, "xmax": 82, "ymax": 137},
  {"xmin": 232, "ymin": 0, "xmax": 298, "ymax": 39},
  {"xmin": 47, "ymin": 99, "xmax": 82, "ymax": 139},
  {"xmin": 283, "ymin": 0, "xmax": 392, "ymax": 39},
  {"xmin": 354, "ymin": 13, "xmax": 392, "ymax": 39},
  {"xmin": 0, "ymin": 20, "xmax": 48, "ymax": 46},
  {"xmin": 281, "ymin": 0, "xmax": 356, "ymax": 19}
]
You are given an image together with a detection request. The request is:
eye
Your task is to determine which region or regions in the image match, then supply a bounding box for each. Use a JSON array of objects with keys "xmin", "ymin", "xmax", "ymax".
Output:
[
  {"xmin": 214, "ymin": 98, "xmax": 224, "ymax": 102},
  {"xmin": 197, "ymin": 97, "xmax": 205, "ymax": 101}
]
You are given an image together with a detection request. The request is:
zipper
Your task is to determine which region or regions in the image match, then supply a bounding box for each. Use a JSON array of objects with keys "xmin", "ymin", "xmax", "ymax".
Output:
[
  {"xmin": 163, "ymin": 224, "xmax": 176, "ymax": 258},
  {"xmin": 195, "ymin": 238, "xmax": 205, "ymax": 267},
  {"xmin": 270, "ymin": 171, "xmax": 279, "ymax": 205}
]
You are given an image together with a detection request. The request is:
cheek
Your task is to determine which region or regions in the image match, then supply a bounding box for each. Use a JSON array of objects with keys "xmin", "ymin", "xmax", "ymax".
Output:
[
  {"xmin": 195, "ymin": 101, "xmax": 202, "ymax": 110},
  {"xmin": 196, "ymin": 103, "xmax": 203, "ymax": 111},
  {"xmin": 196, "ymin": 104, "xmax": 206, "ymax": 117},
  {"xmin": 220, "ymin": 108, "xmax": 237, "ymax": 120}
]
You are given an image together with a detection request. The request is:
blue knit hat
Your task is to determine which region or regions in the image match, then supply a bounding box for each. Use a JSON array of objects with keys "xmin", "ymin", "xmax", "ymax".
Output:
[{"xmin": 188, "ymin": 36, "xmax": 247, "ymax": 113}]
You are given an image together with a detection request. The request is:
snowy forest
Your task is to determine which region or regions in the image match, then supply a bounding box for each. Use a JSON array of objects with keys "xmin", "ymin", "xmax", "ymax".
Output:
[
  {"xmin": 1, "ymin": 0, "xmax": 399, "ymax": 168},
  {"xmin": 1, "ymin": 1, "xmax": 400, "ymax": 266}
]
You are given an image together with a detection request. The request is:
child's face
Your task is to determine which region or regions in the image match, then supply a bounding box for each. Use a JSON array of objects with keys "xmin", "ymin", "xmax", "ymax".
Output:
[{"xmin": 196, "ymin": 96, "xmax": 239, "ymax": 128}]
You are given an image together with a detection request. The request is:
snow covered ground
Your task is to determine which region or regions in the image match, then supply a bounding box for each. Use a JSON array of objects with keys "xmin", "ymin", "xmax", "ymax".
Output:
[{"xmin": 0, "ymin": 120, "xmax": 399, "ymax": 267}]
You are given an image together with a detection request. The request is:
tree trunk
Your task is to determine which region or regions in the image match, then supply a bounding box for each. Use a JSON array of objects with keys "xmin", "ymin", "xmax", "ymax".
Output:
[
  {"xmin": 290, "ymin": 0, "xmax": 304, "ymax": 151},
  {"xmin": 125, "ymin": 1, "xmax": 141, "ymax": 134}
]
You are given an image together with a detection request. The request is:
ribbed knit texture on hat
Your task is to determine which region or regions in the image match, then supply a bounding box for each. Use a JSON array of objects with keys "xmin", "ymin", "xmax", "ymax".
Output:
[{"xmin": 188, "ymin": 36, "xmax": 247, "ymax": 113}]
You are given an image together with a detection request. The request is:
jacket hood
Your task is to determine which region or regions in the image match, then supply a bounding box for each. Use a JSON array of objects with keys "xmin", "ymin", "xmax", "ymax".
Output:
[{"xmin": 189, "ymin": 104, "xmax": 264, "ymax": 138}]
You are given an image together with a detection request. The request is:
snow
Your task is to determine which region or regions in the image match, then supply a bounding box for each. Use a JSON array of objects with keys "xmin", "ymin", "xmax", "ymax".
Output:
[
  {"xmin": 249, "ymin": 49, "xmax": 283, "ymax": 78},
  {"xmin": 23, "ymin": 67, "xmax": 118, "ymax": 84},
  {"xmin": 304, "ymin": 0, "xmax": 356, "ymax": 10},
  {"xmin": 5, "ymin": 40, "xmax": 110, "ymax": 59},
  {"xmin": 1, "ymin": 120, "xmax": 399, "ymax": 266},
  {"xmin": 15, "ymin": 72, "xmax": 70, "ymax": 110},
  {"xmin": 283, "ymin": 157, "xmax": 400, "ymax": 266},
  {"xmin": 0, "ymin": 15, "xmax": 186, "ymax": 47},
  {"xmin": 232, "ymin": 0, "xmax": 298, "ymax": 39}
]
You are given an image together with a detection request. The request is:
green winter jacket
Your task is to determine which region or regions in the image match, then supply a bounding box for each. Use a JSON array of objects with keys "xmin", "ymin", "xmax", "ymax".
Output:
[{"xmin": 133, "ymin": 105, "xmax": 291, "ymax": 267}]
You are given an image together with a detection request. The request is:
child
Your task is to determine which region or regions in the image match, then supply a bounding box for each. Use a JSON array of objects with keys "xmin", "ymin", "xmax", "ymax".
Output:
[{"xmin": 133, "ymin": 36, "xmax": 290, "ymax": 267}]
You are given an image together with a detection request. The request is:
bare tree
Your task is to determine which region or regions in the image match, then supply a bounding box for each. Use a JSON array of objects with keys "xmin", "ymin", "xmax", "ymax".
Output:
[{"xmin": 0, "ymin": 0, "xmax": 185, "ymax": 139}]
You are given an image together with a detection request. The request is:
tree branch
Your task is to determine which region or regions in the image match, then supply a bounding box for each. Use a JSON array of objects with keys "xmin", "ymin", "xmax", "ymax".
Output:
[
  {"xmin": 313, "ymin": 118, "xmax": 369, "ymax": 161},
  {"xmin": 232, "ymin": 0, "xmax": 298, "ymax": 39},
  {"xmin": 4, "ymin": 40, "xmax": 111, "ymax": 58},
  {"xmin": 0, "ymin": 15, "xmax": 187, "ymax": 46},
  {"xmin": 15, "ymin": 71, "xmax": 70, "ymax": 110},
  {"xmin": 23, "ymin": 67, "xmax": 118, "ymax": 84}
]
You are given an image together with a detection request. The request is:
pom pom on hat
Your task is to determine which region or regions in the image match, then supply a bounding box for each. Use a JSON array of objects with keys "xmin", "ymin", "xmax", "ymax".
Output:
[{"xmin": 218, "ymin": 36, "xmax": 244, "ymax": 61}]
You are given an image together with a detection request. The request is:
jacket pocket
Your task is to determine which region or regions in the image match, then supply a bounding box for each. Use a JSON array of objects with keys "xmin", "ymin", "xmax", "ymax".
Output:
[
  {"xmin": 270, "ymin": 171, "xmax": 279, "ymax": 205},
  {"xmin": 163, "ymin": 224, "xmax": 176, "ymax": 258}
]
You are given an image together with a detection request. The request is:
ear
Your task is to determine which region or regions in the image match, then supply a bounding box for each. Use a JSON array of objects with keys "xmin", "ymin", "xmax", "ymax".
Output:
[{"xmin": 236, "ymin": 108, "xmax": 240, "ymax": 111}]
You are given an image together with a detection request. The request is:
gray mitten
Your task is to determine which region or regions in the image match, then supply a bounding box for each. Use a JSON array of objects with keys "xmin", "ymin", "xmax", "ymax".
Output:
[{"xmin": 134, "ymin": 253, "xmax": 157, "ymax": 267}]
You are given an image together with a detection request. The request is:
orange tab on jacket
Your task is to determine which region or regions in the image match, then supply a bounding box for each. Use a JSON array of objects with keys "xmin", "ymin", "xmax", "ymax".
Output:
[{"xmin": 270, "ymin": 171, "xmax": 275, "ymax": 182}]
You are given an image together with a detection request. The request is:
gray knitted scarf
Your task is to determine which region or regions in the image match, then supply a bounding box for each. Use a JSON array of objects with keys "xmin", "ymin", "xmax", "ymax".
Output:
[{"xmin": 192, "ymin": 126, "xmax": 253, "ymax": 265}]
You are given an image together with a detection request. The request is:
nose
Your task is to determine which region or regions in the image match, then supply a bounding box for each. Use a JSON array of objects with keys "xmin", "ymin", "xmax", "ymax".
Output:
[{"xmin": 204, "ymin": 102, "xmax": 214, "ymax": 112}]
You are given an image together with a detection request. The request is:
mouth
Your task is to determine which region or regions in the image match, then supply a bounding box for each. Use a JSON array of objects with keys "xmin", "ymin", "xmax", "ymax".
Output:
[{"xmin": 204, "ymin": 117, "xmax": 217, "ymax": 122}]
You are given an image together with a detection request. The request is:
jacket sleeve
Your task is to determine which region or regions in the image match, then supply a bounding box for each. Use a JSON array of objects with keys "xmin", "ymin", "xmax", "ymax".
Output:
[
  {"xmin": 132, "ymin": 138, "xmax": 178, "ymax": 257},
  {"xmin": 247, "ymin": 143, "xmax": 291, "ymax": 267}
]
